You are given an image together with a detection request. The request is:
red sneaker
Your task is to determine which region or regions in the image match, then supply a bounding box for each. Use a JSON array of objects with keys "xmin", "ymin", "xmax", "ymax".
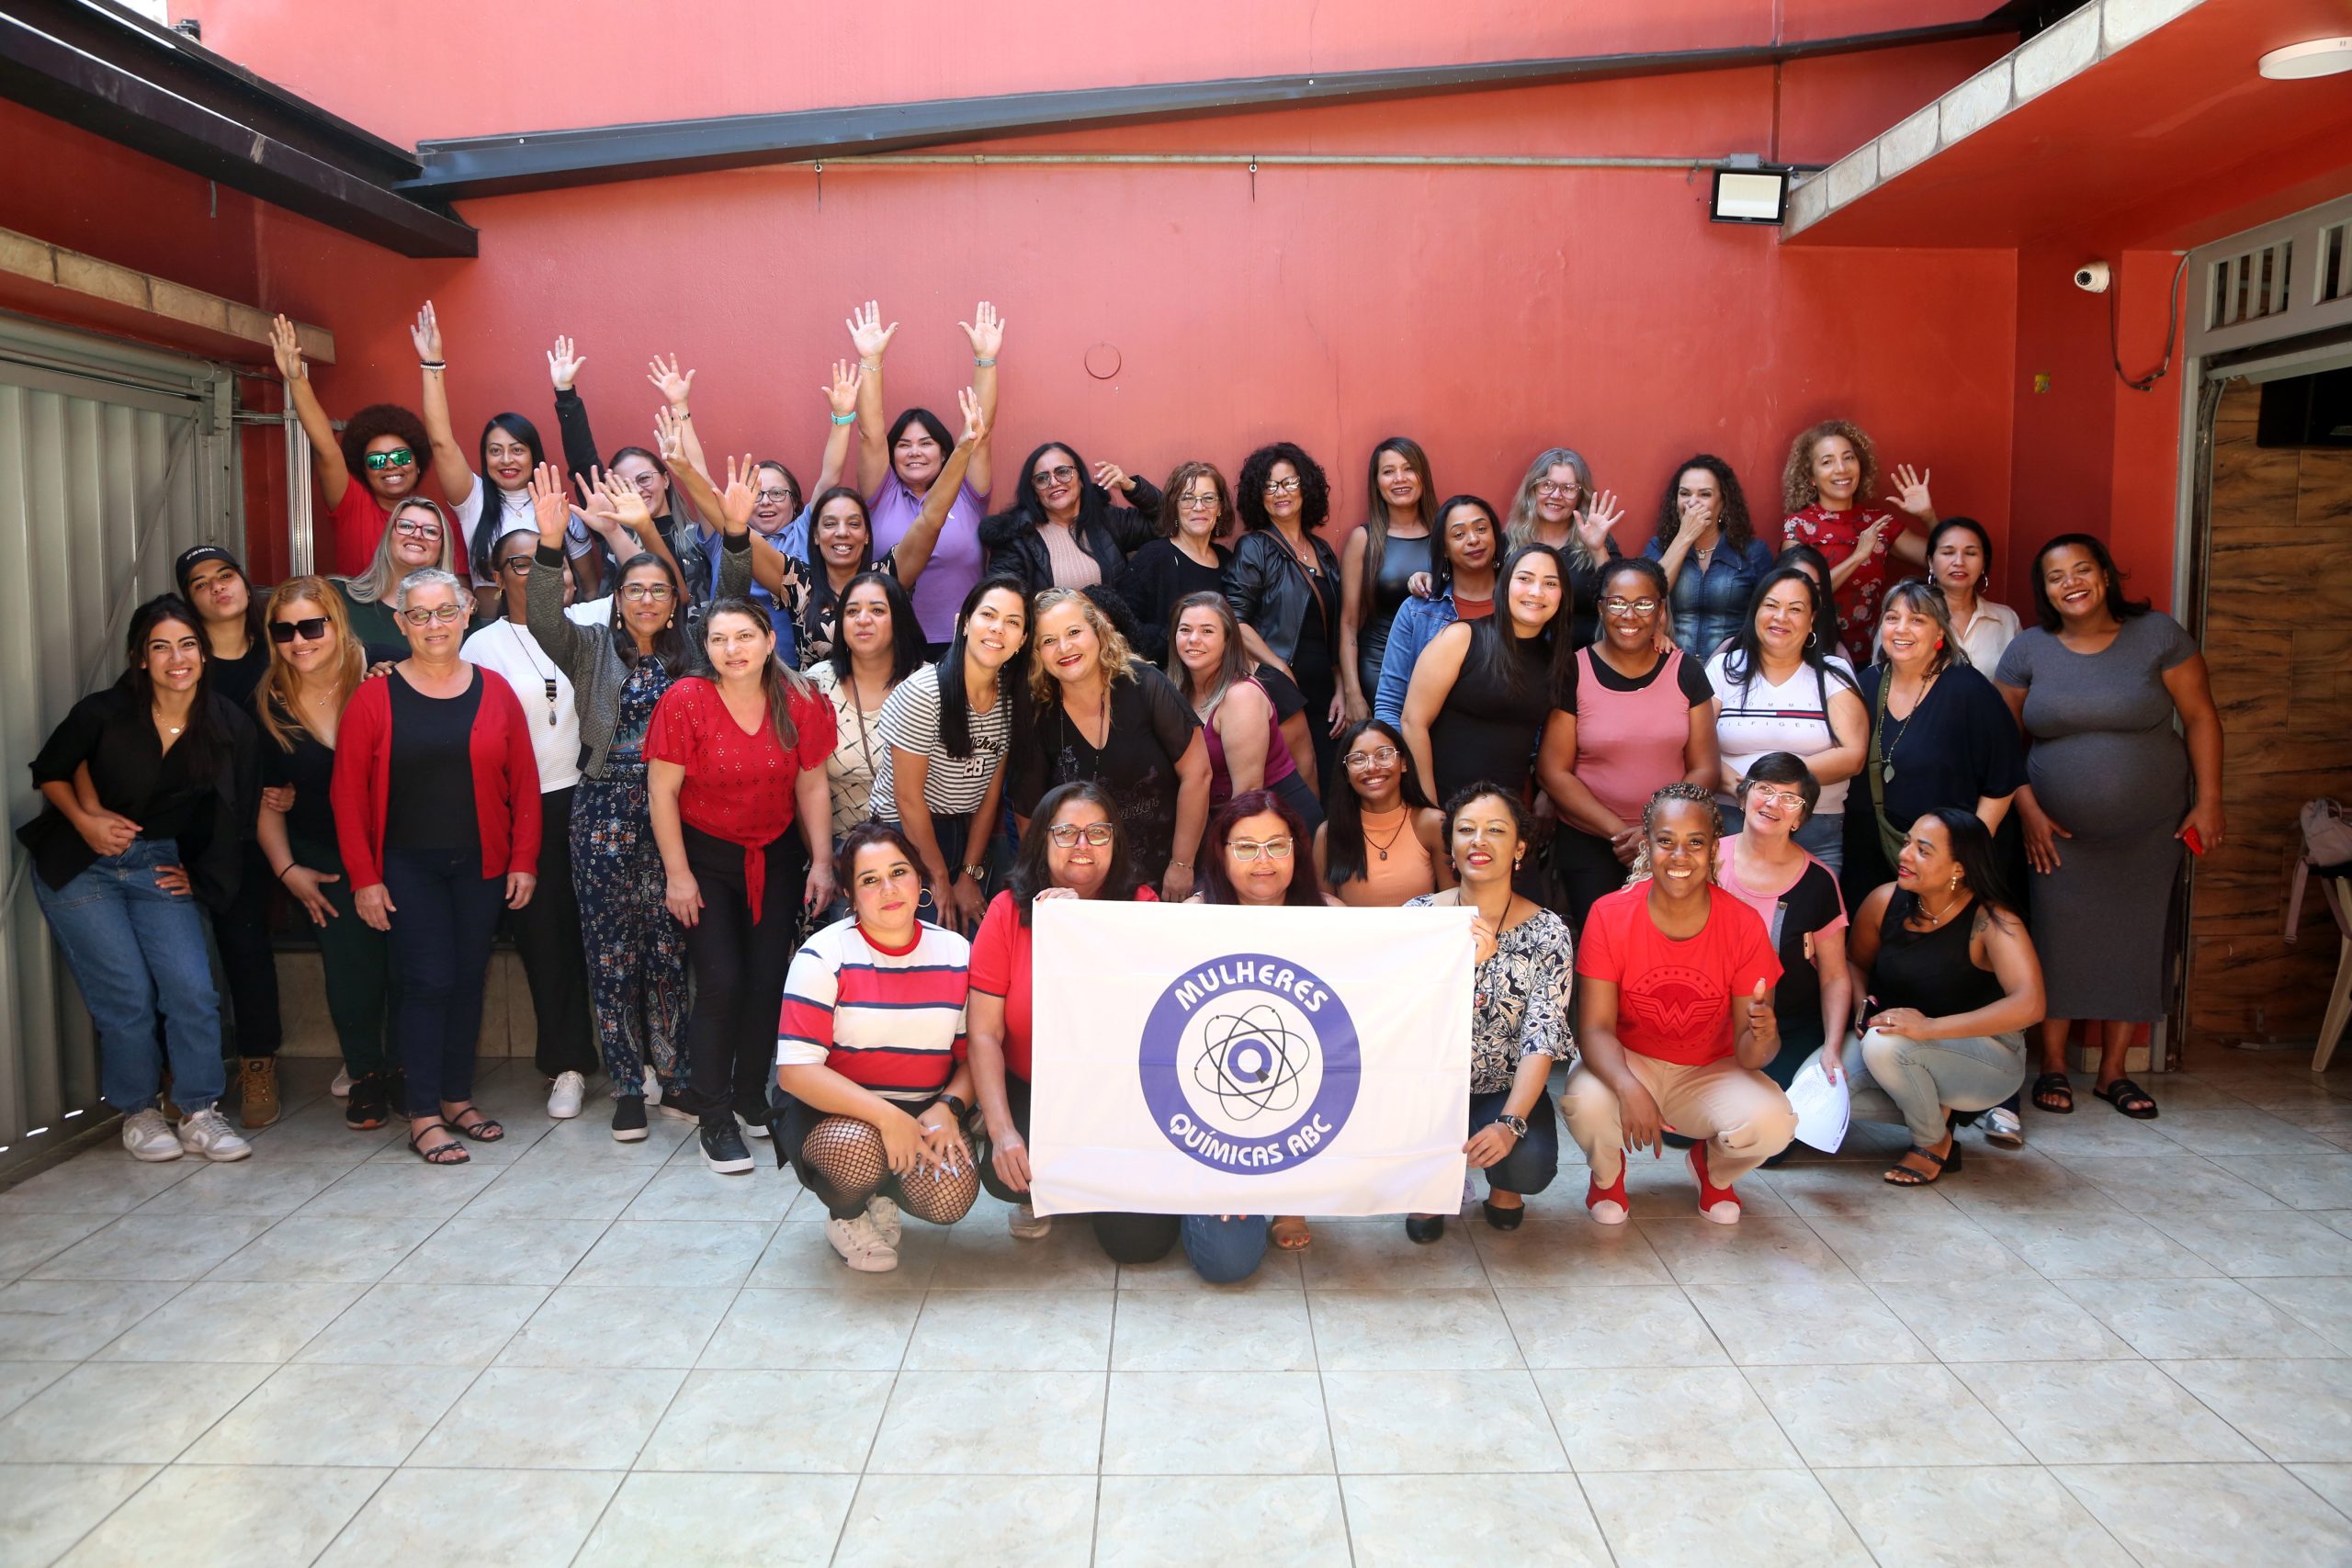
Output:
[
  {"xmin": 1689, "ymin": 1143, "xmax": 1742, "ymax": 1224},
  {"xmin": 1585, "ymin": 1169, "xmax": 1629, "ymax": 1225}
]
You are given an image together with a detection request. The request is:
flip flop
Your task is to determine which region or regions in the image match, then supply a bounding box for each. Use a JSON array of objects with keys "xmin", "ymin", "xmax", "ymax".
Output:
[
  {"xmin": 2093, "ymin": 1077, "xmax": 2160, "ymax": 1120},
  {"xmin": 2031, "ymin": 1072, "xmax": 2075, "ymax": 1114},
  {"xmin": 1270, "ymin": 1216, "xmax": 1312, "ymax": 1251}
]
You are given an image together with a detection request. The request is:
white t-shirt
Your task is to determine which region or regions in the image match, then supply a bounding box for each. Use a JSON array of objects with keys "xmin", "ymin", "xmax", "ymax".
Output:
[
  {"xmin": 868, "ymin": 662, "xmax": 1011, "ymax": 821},
  {"xmin": 457, "ymin": 483, "xmax": 596, "ymax": 588},
  {"xmin": 460, "ymin": 618, "xmax": 582, "ymax": 792},
  {"xmin": 1706, "ymin": 649, "xmax": 1859, "ymax": 815}
]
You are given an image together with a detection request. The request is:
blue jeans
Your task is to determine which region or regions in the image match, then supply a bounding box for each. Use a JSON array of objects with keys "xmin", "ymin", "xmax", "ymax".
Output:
[
  {"xmin": 380, "ymin": 848, "xmax": 504, "ymax": 1117},
  {"xmin": 1092, "ymin": 1212, "xmax": 1272, "ymax": 1284},
  {"xmin": 1471, "ymin": 1086, "xmax": 1559, "ymax": 1197},
  {"xmin": 32, "ymin": 838, "xmax": 226, "ymax": 1114}
]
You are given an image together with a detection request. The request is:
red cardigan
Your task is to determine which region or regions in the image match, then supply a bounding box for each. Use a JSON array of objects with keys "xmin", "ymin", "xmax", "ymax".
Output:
[{"xmin": 331, "ymin": 666, "xmax": 543, "ymax": 890}]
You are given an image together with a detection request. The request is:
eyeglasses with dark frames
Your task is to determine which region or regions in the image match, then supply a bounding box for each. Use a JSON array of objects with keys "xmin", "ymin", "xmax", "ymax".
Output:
[{"xmin": 268, "ymin": 617, "xmax": 331, "ymax": 643}]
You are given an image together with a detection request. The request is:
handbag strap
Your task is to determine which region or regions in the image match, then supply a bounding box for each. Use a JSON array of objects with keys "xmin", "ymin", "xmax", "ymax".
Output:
[{"xmin": 1866, "ymin": 671, "xmax": 1905, "ymax": 872}]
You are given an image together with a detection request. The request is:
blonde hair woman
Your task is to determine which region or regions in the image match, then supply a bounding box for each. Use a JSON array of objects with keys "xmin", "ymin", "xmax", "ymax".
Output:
[{"xmin": 336, "ymin": 495, "xmax": 459, "ymax": 646}]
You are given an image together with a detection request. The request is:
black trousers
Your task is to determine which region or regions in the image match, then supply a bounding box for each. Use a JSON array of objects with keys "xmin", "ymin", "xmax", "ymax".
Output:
[
  {"xmin": 504, "ymin": 786, "xmax": 597, "ymax": 1079},
  {"xmin": 972, "ymin": 1074, "xmax": 1179, "ymax": 1258},
  {"xmin": 381, "ymin": 847, "xmax": 504, "ymax": 1117},
  {"xmin": 209, "ymin": 840, "xmax": 283, "ymax": 1057},
  {"xmin": 678, "ymin": 824, "xmax": 807, "ymax": 1124}
]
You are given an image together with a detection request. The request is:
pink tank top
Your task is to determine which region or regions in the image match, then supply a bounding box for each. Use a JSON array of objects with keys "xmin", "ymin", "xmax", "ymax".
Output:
[
  {"xmin": 1203, "ymin": 678, "xmax": 1296, "ymax": 807},
  {"xmin": 1573, "ymin": 646, "xmax": 1697, "ymax": 823}
]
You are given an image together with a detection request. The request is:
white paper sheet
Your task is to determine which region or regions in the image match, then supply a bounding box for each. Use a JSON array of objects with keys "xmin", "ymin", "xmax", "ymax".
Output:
[{"xmin": 1783, "ymin": 1054, "xmax": 1851, "ymax": 1153}]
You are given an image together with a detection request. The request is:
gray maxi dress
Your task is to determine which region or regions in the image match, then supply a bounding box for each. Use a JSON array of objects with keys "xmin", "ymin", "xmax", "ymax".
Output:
[{"xmin": 1994, "ymin": 612, "xmax": 2198, "ymax": 1021}]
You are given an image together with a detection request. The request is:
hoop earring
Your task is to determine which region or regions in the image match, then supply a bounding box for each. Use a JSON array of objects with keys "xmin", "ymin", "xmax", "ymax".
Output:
[{"xmin": 917, "ymin": 887, "xmax": 935, "ymax": 910}]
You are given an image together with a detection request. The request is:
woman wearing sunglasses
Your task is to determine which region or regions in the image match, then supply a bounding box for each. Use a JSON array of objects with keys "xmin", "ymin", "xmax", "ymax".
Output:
[
  {"xmin": 978, "ymin": 440, "xmax": 1162, "ymax": 597},
  {"xmin": 336, "ymin": 497, "xmax": 461, "ymax": 647},
  {"xmin": 331, "ymin": 569, "xmax": 541, "ymax": 1166},
  {"xmin": 254, "ymin": 581, "xmax": 401, "ymax": 1130},
  {"xmin": 272, "ymin": 312, "xmax": 450, "ymax": 580}
]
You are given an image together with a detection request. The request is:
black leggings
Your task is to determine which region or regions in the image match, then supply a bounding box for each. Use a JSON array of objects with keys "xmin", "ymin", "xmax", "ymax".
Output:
[
  {"xmin": 972, "ymin": 1074, "xmax": 1174, "ymax": 1258},
  {"xmin": 677, "ymin": 824, "xmax": 806, "ymax": 1124},
  {"xmin": 505, "ymin": 786, "xmax": 596, "ymax": 1079}
]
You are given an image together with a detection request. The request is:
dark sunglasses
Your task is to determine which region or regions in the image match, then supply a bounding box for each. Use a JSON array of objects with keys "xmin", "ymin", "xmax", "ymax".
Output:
[
  {"xmin": 363, "ymin": 447, "xmax": 417, "ymax": 471},
  {"xmin": 268, "ymin": 616, "xmax": 331, "ymax": 643}
]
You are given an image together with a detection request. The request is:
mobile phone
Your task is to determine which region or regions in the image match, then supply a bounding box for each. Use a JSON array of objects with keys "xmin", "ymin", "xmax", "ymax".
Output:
[{"xmin": 2183, "ymin": 826, "xmax": 2206, "ymax": 856}]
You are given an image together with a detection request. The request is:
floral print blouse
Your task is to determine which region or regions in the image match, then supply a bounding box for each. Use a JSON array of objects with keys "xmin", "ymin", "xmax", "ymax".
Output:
[{"xmin": 1408, "ymin": 894, "xmax": 1577, "ymax": 1093}]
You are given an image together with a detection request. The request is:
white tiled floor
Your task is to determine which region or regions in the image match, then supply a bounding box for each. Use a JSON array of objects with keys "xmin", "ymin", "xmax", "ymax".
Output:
[{"xmin": 4, "ymin": 1055, "xmax": 2352, "ymax": 1566}]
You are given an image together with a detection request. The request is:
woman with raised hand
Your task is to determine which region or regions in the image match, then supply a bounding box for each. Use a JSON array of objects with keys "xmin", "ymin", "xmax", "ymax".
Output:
[
  {"xmin": 871, "ymin": 576, "xmax": 1032, "ymax": 935},
  {"xmin": 271, "ymin": 313, "xmax": 443, "ymax": 579},
  {"xmin": 526, "ymin": 464, "xmax": 753, "ymax": 1140},
  {"xmin": 1996, "ymin": 533, "xmax": 2222, "ymax": 1125},
  {"xmin": 979, "ymin": 438, "xmax": 1162, "ymax": 597},
  {"xmin": 1708, "ymin": 565, "xmax": 1867, "ymax": 870},
  {"xmin": 1188, "ymin": 788, "xmax": 1340, "ymax": 1253},
  {"xmin": 648, "ymin": 598, "xmax": 836, "ymax": 1174},
  {"xmin": 1715, "ymin": 755, "xmax": 1851, "ymax": 1118},
  {"xmin": 1168, "ymin": 592, "xmax": 1323, "ymax": 831},
  {"xmin": 1644, "ymin": 455, "xmax": 1773, "ymax": 660},
  {"xmin": 1827, "ymin": 808, "xmax": 2042, "ymax": 1186},
  {"xmin": 1842, "ymin": 580, "xmax": 2024, "ymax": 906},
  {"xmin": 776, "ymin": 820, "xmax": 979, "ymax": 1273},
  {"xmin": 1373, "ymin": 495, "xmax": 1502, "ymax": 723},
  {"xmin": 254, "ymin": 580, "xmax": 398, "ymax": 1132},
  {"xmin": 1403, "ymin": 784, "xmax": 1572, "ymax": 1242},
  {"xmin": 19, "ymin": 596, "xmax": 257, "ymax": 1164},
  {"xmin": 1010, "ymin": 589, "xmax": 1209, "ymax": 898},
  {"xmin": 331, "ymin": 568, "xmax": 540, "ymax": 1167},
  {"xmin": 1315, "ymin": 717, "xmax": 1451, "ymax": 907},
  {"xmin": 1503, "ymin": 446, "xmax": 1626, "ymax": 648},
  {"xmin": 335, "ymin": 497, "xmax": 460, "ymax": 647},
  {"xmin": 1227, "ymin": 442, "xmax": 1346, "ymax": 781},
  {"xmin": 1925, "ymin": 516, "xmax": 2019, "ymax": 673},
  {"xmin": 1781, "ymin": 419, "xmax": 1938, "ymax": 650},
  {"xmin": 1115, "ymin": 461, "xmax": 1236, "ymax": 667},
  {"xmin": 1565, "ymin": 784, "xmax": 1794, "ymax": 1225},
  {"xmin": 1340, "ymin": 438, "xmax": 1437, "ymax": 723},
  {"xmin": 809, "ymin": 570, "xmax": 929, "ymax": 847},
  {"xmin": 750, "ymin": 358, "xmax": 865, "ymax": 571},
  {"xmin": 1401, "ymin": 541, "xmax": 1571, "ymax": 809},
  {"xmin": 1537, "ymin": 556, "xmax": 1720, "ymax": 931},
  {"xmin": 461, "ymin": 525, "xmax": 599, "ymax": 1121},
  {"xmin": 849, "ymin": 299, "xmax": 1003, "ymax": 650}
]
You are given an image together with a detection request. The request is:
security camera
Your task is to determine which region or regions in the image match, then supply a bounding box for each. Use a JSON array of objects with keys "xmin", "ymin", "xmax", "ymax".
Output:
[{"xmin": 2074, "ymin": 262, "xmax": 2110, "ymax": 294}]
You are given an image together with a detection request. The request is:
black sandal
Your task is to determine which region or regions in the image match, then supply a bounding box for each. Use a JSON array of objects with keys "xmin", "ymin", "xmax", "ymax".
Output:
[
  {"xmin": 1884, "ymin": 1142, "xmax": 1961, "ymax": 1186},
  {"xmin": 448, "ymin": 1108, "xmax": 505, "ymax": 1143},
  {"xmin": 2094, "ymin": 1077, "xmax": 2160, "ymax": 1120},
  {"xmin": 2031, "ymin": 1072, "xmax": 2075, "ymax": 1114},
  {"xmin": 408, "ymin": 1122, "xmax": 470, "ymax": 1165}
]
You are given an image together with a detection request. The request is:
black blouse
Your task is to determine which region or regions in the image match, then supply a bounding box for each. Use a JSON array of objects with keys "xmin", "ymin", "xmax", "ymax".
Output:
[
  {"xmin": 1007, "ymin": 660, "xmax": 1203, "ymax": 874},
  {"xmin": 257, "ymin": 704, "xmax": 339, "ymax": 846}
]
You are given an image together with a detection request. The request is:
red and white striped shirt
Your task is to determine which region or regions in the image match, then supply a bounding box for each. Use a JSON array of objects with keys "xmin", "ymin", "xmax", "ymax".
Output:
[{"xmin": 777, "ymin": 917, "xmax": 971, "ymax": 1102}]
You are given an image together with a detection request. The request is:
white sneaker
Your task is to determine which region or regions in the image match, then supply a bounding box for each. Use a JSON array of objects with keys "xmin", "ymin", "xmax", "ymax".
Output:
[
  {"xmin": 642, "ymin": 1076, "xmax": 662, "ymax": 1107},
  {"xmin": 120, "ymin": 1108, "xmax": 182, "ymax": 1162},
  {"xmin": 175, "ymin": 1106, "xmax": 253, "ymax": 1162},
  {"xmin": 826, "ymin": 1213, "xmax": 899, "ymax": 1272},
  {"xmin": 547, "ymin": 1071, "xmax": 586, "ymax": 1120},
  {"xmin": 331, "ymin": 1069, "xmax": 353, "ymax": 1099},
  {"xmin": 865, "ymin": 1194, "xmax": 903, "ymax": 1248},
  {"xmin": 1008, "ymin": 1201, "xmax": 1052, "ymax": 1240},
  {"xmin": 1984, "ymin": 1107, "xmax": 2024, "ymax": 1148}
]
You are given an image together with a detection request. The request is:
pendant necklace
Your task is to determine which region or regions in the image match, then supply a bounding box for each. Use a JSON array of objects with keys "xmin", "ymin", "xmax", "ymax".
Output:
[
  {"xmin": 1881, "ymin": 671, "xmax": 1935, "ymax": 784},
  {"xmin": 1363, "ymin": 813, "xmax": 1408, "ymax": 862},
  {"xmin": 505, "ymin": 621, "xmax": 560, "ymax": 727}
]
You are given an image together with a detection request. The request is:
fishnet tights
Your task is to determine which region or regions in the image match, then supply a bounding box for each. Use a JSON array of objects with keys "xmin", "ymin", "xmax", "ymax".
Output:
[{"xmin": 801, "ymin": 1114, "xmax": 978, "ymax": 1224}]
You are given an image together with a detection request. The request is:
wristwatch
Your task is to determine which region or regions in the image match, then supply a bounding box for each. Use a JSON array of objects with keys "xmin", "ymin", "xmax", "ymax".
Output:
[
  {"xmin": 938, "ymin": 1094, "xmax": 970, "ymax": 1122},
  {"xmin": 1496, "ymin": 1113, "xmax": 1529, "ymax": 1139},
  {"xmin": 959, "ymin": 863, "xmax": 987, "ymax": 883}
]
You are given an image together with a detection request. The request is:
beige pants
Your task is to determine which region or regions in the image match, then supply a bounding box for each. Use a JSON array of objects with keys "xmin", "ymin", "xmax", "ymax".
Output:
[{"xmin": 1562, "ymin": 1055, "xmax": 1797, "ymax": 1188}]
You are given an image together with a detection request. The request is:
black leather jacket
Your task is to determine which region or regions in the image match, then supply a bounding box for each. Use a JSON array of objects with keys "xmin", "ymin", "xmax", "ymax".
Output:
[
  {"xmin": 1224, "ymin": 526, "xmax": 1341, "ymax": 664},
  {"xmin": 979, "ymin": 478, "xmax": 1163, "ymax": 594}
]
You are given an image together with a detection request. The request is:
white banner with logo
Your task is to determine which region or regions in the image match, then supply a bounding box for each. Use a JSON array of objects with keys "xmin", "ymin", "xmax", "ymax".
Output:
[{"xmin": 1027, "ymin": 900, "xmax": 1474, "ymax": 1218}]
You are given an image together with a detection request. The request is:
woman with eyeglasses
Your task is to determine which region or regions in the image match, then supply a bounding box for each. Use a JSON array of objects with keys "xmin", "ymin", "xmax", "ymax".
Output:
[
  {"xmin": 1372, "ymin": 496, "xmax": 1502, "ymax": 724},
  {"xmin": 331, "ymin": 568, "xmax": 540, "ymax": 1166},
  {"xmin": 1340, "ymin": 438, "xmax": 1436, "ymax": 725},
  {"xmin": 1537, "ymin": 557, "xmax": 1720, "ymax": 931},
  {"xmin": 1708, "ymin": 566, "xmax": 1868, "ymax": 871},
  {"xmin": 1781, "ymin": 419, "xmax": 1938, "ymax": 652},
  {"xmin": 1316, "ymin": 718, "xmax": 1451, "ymax": 907},
  {"xmin": 19, "ymin": 595, "xmax": 258, "ymax": 1164},
  {"xmin": 272, "ymin": 312, "xmax": 451, "ymax": 580},
  {"xmin": 1565, "ymin": 784, "xmax": 1794, "ymax": 1225},
  {"xmin": 1644, "ymin": 455, "xmax": 1774, "ymax": 661},
  {"xmin": 1503, "ymin": 447, "xmax": 1627, "ymax": 649},
  {"xmin": 1228, "ymin": 443, "xmax": 1345, "ymax": 783},
  {"xmin": 849, "ymin": 299, "xmax": 1003, "ymax": 650},
  {"xmin": 1188, "ymin": 788, "xmax": 1340, "ymax": 1252},
  {"xmin": 1716, "ymin": 756, "xmax": 1852, "ymax": 1124},
  {"xmin": 254, "ymin": 580, "xmax": 400, "ymax": 1130},
  {"xmin": 335, "ymin": 497, "xmax": 461, "ymax": 647},
  {"xmin": 978, "ymin": 440, "xmax": 1162, "ymax": 597},
  {"xmin": 1404, "ymin": 784, "xmax": 1573, "ymax": 1241},
  {"xmin": 1401, "ymin": 541, "xmax": 1572, "ymax": 811},
  {"xmin": 527, "ymin": 466, "xmax": 754, "ymax": 1139},
  {"xmin": 1168, "ymin": 592, "xmax": 1322, "ymax": 831},
  {"xmin": 458, "ymin": 525, "xmax": 599, "ymax": 1121},
  {"xmin": 1115, "ymin": 460, "xmax": 1236, "ymax": 666},
  {"xmin": 776, "ymin": 820, "xmax": 979, "ymax": 1273}
]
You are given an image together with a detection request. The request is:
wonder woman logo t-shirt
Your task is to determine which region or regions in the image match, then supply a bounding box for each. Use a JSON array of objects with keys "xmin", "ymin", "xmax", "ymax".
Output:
[{"xmin": 1576, "ymin": 884, "xmax": 1782, "ymax": 1066}]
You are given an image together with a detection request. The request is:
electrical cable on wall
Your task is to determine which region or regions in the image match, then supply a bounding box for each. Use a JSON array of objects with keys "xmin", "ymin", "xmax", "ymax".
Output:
[{"xmin": 2112, "ymin": 253, "xmax": 2192, "ymax": 392}]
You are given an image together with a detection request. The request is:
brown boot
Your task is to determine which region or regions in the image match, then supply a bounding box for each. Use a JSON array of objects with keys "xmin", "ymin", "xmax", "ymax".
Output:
[{"xmin": 239, "ymin": 1057, "xmax": 281, "ymax": 1129}]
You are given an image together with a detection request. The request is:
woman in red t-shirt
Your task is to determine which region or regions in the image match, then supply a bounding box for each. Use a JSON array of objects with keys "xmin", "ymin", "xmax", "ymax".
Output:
[
  {"xmin": 648, "ymin": 598, "xmax": 837, "ymax": 1177},
  {"xmin": 1565, "ymin": 783, "xmax": 1795, "ymax": 1225},
  {"xmin": 1779, "ymin": 418, "xmax": 1938, "ymax": 650}
]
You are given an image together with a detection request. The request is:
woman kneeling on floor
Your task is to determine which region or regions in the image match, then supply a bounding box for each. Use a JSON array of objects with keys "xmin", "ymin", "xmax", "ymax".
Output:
[
  {"xmin": 1812, "ymin": 807, "xmax": 2042, "ymax": 1187},
  {"xmin": 1565, "ymin": 783, "xmax": 1795, "ymax": 1224},
  {"xmin": 775, "ymin": 821, "xmax": 979, "ymax": 1272}
]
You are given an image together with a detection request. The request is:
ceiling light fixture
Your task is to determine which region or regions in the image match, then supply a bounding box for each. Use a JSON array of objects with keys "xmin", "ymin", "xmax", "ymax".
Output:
[{"xmin": 2258, "ymin": 38, "xmax": 2352, "ymax": 80}]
